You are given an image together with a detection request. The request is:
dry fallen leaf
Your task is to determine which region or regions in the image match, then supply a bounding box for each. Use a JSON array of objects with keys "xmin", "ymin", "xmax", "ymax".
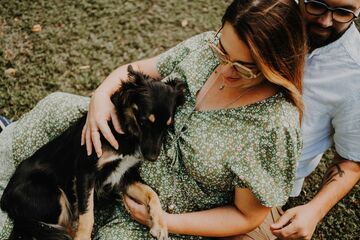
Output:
[
  {"xmin": 31, "ymin": 24, "xmax": 42, "ymax": 32},
  {"xmin": 79, "ymin": 65, "xmax": 90, "ymax": 70},
  {"xmin": 181, "ymin": 19, "xmax": 188, "ymax": 27},
  {"xmin": 5, "ymin": 68, "xmax": 16, "ymax": 76}
]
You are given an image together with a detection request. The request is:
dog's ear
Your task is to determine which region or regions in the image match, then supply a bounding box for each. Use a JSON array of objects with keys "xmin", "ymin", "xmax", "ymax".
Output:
[
  {"xmin": 110, "ymin": 90, "xmax": 122, "ymax": 111},
  {"xmin": 127, "ymin": 65, "xmax": 137, "ymax": 83},
  {"xmin": 127, "ymin": 65, "xmax": 150, "ymax": 86},
  {"xmin": 111, "ymin": 90, "xmax": 141, "ymax": 138},
  {"xmin": 111, "ymin": 89, "xmax": 129, "ymax": 111},
  {"xmin": 124, "ymin": 103, "xmax": 141, "ymax": 138},
  {"xmin": 166, "ymin": 78, "xmax": 186, "ymax": 106}
]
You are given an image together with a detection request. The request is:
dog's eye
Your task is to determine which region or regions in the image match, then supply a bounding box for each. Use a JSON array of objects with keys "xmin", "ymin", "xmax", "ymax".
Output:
[
  {"xmin": 139, "ymin": 117, "xmax": 147, "ymax": 126},
  {"xmin": 148, "ymin": 114, "xmax": 155, "ymax": 123}
]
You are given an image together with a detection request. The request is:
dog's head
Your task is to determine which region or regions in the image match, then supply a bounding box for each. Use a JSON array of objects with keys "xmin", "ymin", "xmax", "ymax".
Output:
[{"xmin": 111, "ymin": 65, "xmax": 185, "ymax": 161}]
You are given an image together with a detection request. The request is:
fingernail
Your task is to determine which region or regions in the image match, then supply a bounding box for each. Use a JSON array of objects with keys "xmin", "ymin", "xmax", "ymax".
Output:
[{"xmin": 97, "ymin": 152, "xmax": 102, "ymax": 158}]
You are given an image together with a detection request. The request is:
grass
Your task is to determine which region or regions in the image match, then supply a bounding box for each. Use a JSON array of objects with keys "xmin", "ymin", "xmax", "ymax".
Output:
[{"xmin": 1, "ymin": 1, "xmax": 359, "ymax": 239}]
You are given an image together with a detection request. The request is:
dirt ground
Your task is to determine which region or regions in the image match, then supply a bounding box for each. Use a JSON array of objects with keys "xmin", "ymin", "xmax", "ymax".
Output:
[{"xmin": 0, "ymin": 0, "xmax": 359, "ymax": 239}]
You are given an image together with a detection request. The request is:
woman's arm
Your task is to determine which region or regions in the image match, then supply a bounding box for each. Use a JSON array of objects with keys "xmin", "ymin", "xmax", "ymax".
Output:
[
  {"xmin": 81, "ymin": 56, "xmax": 161, "ymax": 157},
  {"xmin": 95, "ymin": 56, "xmax": 161, "ymax": 97},
  {"xmin": 124, "ymin": 187, "xmax": 270, "ymax": 237}
]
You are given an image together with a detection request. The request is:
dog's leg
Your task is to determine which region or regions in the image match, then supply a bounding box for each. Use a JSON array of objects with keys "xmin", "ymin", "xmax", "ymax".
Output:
[
  {"xmin": 58, "ymin": 189, "xmax": 75, "ymax": 237},
  {"xmin": 126, "ymin": 182, "xmax": 168, "ymax": 240},
  {"xmin": 75, "ymin": 187, "xmax": 94, "ymax": 240}
]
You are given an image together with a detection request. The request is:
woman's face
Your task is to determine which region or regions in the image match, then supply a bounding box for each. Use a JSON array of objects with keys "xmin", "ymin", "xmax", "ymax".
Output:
[{"xmin": 217, "ymin": 22, "xmax": 259, "ymax": 81}]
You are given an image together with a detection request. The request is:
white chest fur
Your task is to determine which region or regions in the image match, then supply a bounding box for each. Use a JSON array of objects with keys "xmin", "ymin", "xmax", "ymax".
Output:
[{"xmin": 103, "ymin": 154, "xmax": 141, "ymax": 187}]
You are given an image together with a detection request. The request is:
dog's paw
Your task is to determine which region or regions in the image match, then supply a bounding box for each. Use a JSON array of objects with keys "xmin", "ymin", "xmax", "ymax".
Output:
[{"xmin": 150, "ymin": 224, "xmax": 168, "ymax": 240}]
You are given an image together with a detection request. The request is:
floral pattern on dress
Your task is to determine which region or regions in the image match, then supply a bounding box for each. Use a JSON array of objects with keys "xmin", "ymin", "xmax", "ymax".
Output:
[{"xmin": 0, "ymin": 32, "xmax": 302, "ymax": 240}]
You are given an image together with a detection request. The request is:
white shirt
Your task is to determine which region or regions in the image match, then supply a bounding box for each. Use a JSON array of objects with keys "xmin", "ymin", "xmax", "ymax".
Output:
[{"xmin": 291, "ymin": 23, "xmax": 360, "ymax": 196}]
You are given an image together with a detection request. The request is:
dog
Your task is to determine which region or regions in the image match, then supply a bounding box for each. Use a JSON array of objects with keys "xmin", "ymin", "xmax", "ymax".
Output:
[{"xmin": 0, "ymin": 65, "xmax": 185, "ymax": 240}]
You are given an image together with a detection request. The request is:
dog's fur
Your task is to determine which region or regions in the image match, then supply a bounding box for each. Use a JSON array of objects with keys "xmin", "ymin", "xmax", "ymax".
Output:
[{"xmin": 0, "ymin": 65, "xmax": 185, "ymax": 240}]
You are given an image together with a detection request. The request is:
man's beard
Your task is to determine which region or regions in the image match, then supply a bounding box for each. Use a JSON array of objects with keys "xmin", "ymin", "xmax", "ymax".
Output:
[{"xmin": 307, "ymin": 22, "xmax": 345, "ymax": 50}]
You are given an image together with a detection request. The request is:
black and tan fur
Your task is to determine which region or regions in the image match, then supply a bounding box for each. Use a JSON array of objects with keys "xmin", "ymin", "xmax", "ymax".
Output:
[{"xmin": 0, "ymin": 65, "xmax": 185, "ymax": 240}]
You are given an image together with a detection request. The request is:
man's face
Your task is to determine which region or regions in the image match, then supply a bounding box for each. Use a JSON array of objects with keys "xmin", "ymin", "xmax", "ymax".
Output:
[{"xmin": 299, "ymin": 0, "xmax": 360, "ymax": 49}]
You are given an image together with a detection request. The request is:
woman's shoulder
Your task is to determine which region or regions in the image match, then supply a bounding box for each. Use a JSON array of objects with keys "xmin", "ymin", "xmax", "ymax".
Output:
[
  {"xmin": 227, "ymin": 92, "xmax": 302, "ymax": 207},
  {"xmin": 230, "ymin": 91, "xmax": 300, "ymax": 131},
  {"xmin": 268, "ymin": 92, "xmax": 300, "ymax": 128},
  {"xmin": 188, "ymin": 31, "xmax": 215, "ymax": 42},
  {"xmin": 176, "ymin": 31, "xmax": 215, "ymax": 50}
]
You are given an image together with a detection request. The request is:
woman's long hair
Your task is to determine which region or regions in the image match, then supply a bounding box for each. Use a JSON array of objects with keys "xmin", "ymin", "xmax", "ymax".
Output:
[{"xmin": 222, "ymin": 0, "xmax": 307, "ymax": 122}]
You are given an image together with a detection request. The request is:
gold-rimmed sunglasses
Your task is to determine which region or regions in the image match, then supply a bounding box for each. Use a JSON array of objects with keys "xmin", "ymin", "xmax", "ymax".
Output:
[{"xmin": 208, "ymin": 30, "xmax": 262, "ymax": 79}]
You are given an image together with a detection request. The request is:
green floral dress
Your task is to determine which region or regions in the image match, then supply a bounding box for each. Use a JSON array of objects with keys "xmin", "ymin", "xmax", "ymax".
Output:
[{"xmin": 0, "ymin": 32, "xmax": 302, "ymax": 239}]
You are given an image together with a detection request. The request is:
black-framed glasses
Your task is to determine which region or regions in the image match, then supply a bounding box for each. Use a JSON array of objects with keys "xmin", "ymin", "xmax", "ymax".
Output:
[{"xmin": 304, "ymin": 0, "xmax": 359, "ymax": 23}]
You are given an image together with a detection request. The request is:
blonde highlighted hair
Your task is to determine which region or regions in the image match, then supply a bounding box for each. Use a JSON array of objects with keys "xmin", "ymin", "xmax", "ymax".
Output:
[{"xmin": 222, "ymin": 0, "xmax": 307, "ymax": 121}]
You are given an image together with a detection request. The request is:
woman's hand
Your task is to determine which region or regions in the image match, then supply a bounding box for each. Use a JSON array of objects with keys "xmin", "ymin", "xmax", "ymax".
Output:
[
  {"xmin": 80, "ymin": 57, "xmax": 160, "ymax": 157},
  {"xmin": 81, "ymin": 89, "xmax": 123, "ymax": 157},
  {"xmin": 123, "ymin": 194, "xmax": 153, "ymax": 227}
]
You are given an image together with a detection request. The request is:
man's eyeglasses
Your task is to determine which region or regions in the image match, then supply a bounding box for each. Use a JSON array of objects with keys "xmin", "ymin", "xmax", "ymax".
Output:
[
  {"xmin": 304, "ymin": 0, "xmax": 359, "ymax": 23},
  {"xmin": 208, "ymin": 32, "xmax": 261, "ymax": 79}
]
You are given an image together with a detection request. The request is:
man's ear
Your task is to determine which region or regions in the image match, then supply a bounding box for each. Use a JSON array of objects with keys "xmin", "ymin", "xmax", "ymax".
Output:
[{"xmin": 166, "ymin": 78, "xmax": 186, "ymax": 106}]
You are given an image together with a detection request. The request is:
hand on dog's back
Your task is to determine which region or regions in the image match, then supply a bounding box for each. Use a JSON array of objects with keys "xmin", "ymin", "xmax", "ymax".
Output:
[
  {"xmin": 81, "ymin": 89, "xmax": 123, "ymax": 157},
  {"xmin": 81, "ymin": 62, "xmax": 170, "ymax": 158},
  {"xmin": 80, "ymin": 64, "xmax": 144, "ymax": 158}
]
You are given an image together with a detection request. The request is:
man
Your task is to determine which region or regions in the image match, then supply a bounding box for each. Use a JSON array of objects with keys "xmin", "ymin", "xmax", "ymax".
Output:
[
  {"xmin": 227, "ymin": 1, "xmax": 360, "ymax": 239},
  {"xmin": 0, "ymin": 0, "xmax": 358, "ymax": 239},
  {"xmin": 269, "ymin": 0, "xmax": 360, "ymax": 239}
]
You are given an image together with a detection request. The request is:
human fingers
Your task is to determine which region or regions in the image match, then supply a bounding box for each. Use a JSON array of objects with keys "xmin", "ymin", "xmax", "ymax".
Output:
[
  {"xmin": 111, "ymin": 111, "xmax": 124, "ymax": 134},
  {"xmin": 123, "ymin": 195, "xmax": 150, "ymax": 226},
  {"xmin": 270, "ymin": 210, "xmax": 295, "ymax": 230},
  {"xmin": 91, "ymin": 128, "xmax": 102, "ymax": 157},
  {"xmin": 272, "ymin": 221, "xmax": 298, "ymax": 239},
  {"xmin": 123, "ymin": 194, "xmax": 139, "ymax": 211},
  {"xmin": 85, "ymin": 126, "xmax": 93, "ymax": 156},
  {"xmin": 98, "ymin": 121, "xmax": 119, "ymax": 150}
]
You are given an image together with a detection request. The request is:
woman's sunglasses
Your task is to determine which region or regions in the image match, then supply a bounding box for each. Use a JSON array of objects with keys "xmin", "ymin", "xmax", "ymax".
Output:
[{"xmin": 208, "ymin": 31, "xmax": 262, "ymax": 79}]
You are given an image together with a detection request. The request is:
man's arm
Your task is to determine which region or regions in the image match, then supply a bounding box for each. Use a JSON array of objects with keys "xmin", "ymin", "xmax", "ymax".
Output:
[{"xmin": 271, "ymin": 153, "xmax": 360, "ymax": 240}]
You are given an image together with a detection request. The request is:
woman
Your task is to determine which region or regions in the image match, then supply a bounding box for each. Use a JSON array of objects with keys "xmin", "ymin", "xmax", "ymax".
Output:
[
  {"xmin": 0, "ymin": 0, "xmax": 306, "ymax": 239},
  {"xmin": 84, "ymin": 0, "xmax": 307, "ymax": 238}
]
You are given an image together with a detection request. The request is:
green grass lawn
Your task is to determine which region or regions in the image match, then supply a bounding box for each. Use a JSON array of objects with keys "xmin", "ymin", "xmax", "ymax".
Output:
[{"xmin": 1, "ymin": 1, "xmax": 359, "ymax": 239}]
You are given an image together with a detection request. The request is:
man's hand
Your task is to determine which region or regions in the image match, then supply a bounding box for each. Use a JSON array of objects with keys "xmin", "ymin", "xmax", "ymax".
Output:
[{"xmin": 270, "ymin": 203, "xmax": 320, "ymax": 240}]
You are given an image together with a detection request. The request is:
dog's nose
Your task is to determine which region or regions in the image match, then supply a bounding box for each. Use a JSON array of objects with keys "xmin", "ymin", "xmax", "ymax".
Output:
[{"xmin": 145, "ymin": 154, "xmax": 159, "ymax": 161}]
